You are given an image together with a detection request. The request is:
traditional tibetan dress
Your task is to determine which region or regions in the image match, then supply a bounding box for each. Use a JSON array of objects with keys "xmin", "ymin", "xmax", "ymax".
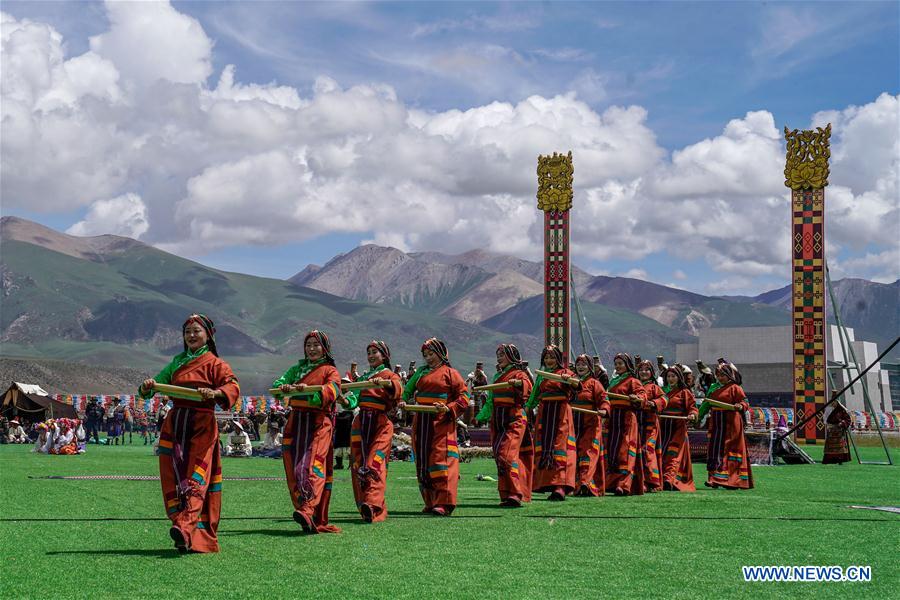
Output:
[
  {"xmin": 822, "ymin": 403, "xmax": 852, "ymax": 465},
  {"xmin": 141, "ymin": 348, "xmax": 240, "ymax": 553},
  {"xmin": 604, "ymin": 374, "xmax": 647, "ymax": 495},
  {"xmin": 529, "ymin": 368, "xmax": 579, "ymax": 494},
  {"xmin": 408, "ymin": 365, "xmax": 470, "ymax": 513},
  {"xmin": 273, "ymin": 361, "xmax": 343, "ymax": 532},
  {"xmin": 571, "ymin": 376, "xmax": 609, "ymax": 496},
  {"xmin": 348, "ymin": 366, "xmax": 403, "ymax": 521},
  {"xmin": 476, "ymin": 366, "xmax": 534, "ymax": 503},
  {"xmin": 640, "ymin": 381, "xmax": 668, "ymax": 492},
  {"xmin": 705, "ymin": 382, "xmax": 754, "ymax": 489},
  {"xmin": 659, "ymin": 386, "xmax": 697, "ymax": 491}
]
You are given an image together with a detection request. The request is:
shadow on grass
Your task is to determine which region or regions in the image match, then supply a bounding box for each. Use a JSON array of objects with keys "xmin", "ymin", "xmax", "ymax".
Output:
[
  {"xmin": 46, "ymin": 549, "xmax": 181, "ymax": 559},
  {"xmin": 525, "ymin": 515, "xmax": 896, "ymax": 522}
]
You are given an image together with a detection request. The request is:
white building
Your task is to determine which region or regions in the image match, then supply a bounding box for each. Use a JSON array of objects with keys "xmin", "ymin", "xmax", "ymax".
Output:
[{"xmin": 675, "ymin": 325, "xmax": 892, "ymax": 413}]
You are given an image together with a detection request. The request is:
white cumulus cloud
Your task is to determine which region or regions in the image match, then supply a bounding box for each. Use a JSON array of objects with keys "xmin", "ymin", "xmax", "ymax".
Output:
[
  {"xmin": 1, "ymin": 3, "xmax": 897, "ymax": 294},
  {"xmin": 67, "ymin": 193, "xmax": 149, "ymax": 238}
]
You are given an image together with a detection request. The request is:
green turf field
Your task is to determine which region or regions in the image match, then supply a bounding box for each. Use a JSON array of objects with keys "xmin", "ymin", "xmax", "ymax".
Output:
[{"xmin": 0, "ymin": 444, "xmax": 897, "ymax": 599}]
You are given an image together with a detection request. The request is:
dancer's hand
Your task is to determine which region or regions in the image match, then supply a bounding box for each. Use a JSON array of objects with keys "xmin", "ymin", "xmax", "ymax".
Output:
[
  {"xmin": 141, "ymin": 379, "xmax": 156, "ymax": 393},
  {"xmin": 197, "ymin": 388, "xmax": 218, "ymax": 401}
]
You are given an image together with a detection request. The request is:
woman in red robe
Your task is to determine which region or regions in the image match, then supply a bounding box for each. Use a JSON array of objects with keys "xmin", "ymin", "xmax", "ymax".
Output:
[
  {"xmin": 604, "ymin": 353, "xmax": 648, "ymax": 496},
  {"xmin": 347, "ymin": 340, "xmax": 403, "ymax": 522},
  {"xmin": 571, "ymin": 354, "xmax": 609, "ymax": 497},
  {"xmin": 705, "ymin": 362, "xmax": 754, "ymax": 489},
  {"xmin": 526, "ymin": 345, "xmax": 579, "ymax": 501},
  {"xmin": 637, "ymin": 360, "xmax": 667, "ymax": 492},
  {"xmin": 659, "ymin": 365, "xmax": 698, "ymax": 492},
  {"xmin": 400, "ymin": 338, "xmax": 469, "ymax": 516},
  {"xmin": 475, "ymin": 344, "xmax": 534, "ymax": 507},
  {"xmin": 139, "ymin": 314, "xmax": 240, "ymax": 554},
  {"xmin": 822, "ymin": 395, "xmax": 852, "ymax": 465},
  {"xmin": 272, "ymin": 330, "xmax": 343, "ymax": 533}
]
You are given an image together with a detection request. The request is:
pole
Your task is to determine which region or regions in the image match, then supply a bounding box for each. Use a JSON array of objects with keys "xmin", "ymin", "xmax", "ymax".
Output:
[{"xmin": 777, "ymin": 335, "xmax": 899, "ymax": 446}]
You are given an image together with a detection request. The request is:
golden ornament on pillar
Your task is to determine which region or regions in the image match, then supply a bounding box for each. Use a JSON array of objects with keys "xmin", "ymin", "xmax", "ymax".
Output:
[
  {"xmin": 784, "ymin": 124, "xmax": 831, "ymax": 190},
  {"xmin": 536, "ymin": 151, "xmax": 574, "ymax": 212}
]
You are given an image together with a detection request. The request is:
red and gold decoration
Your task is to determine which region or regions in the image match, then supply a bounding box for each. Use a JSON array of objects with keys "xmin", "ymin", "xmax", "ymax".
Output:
[
  {"xmin": 537, "ymin": 151, "xmax": 574, "ymax": 365},
  {"xmin": 785, "ymin": 124, "xmax": 830, "ymax": 444}
]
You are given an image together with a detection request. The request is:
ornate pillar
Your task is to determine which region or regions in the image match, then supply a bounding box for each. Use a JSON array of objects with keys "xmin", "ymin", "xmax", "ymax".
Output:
[
  {"xmin": 537, "ymin": 151, "xmax": 573, "ymax": 365},
  {"xmin": 784, "ymin": 124, "xmax": 831, "ymax": 444}
]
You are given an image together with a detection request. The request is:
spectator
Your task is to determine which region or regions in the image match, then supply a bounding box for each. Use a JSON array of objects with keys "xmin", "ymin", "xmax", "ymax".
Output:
[
  {"xmin": 466, "ymin": 361, "xmax": 489, "ymax": 425},
  {"xmin": 134, "ymin": 408, "xmax": 151, "ymax": 445},
  {"xmin": 32, "ymin": 422, "xmax": 49, "ymax": 453},
  {"xmin": 344, "ymin": 362, "xmax": 360, "ymax": 382},
  {"xmin": 123, "ymin": 402, "xmax": 134, "ymax": 444},
  {"xmin": 0, "ymin": 416, "xmax": 8, "ymax": 444},
  {"xmin": 224, "ymin": 420, "xmax": 252, "ymax": 457},
  {"xmin": 85, "ymin": 398, "xmax": 104, "ymax": 444},
  {"xmin": 7, "ymin": 419, "xmax": 27, "ymax": 443}
]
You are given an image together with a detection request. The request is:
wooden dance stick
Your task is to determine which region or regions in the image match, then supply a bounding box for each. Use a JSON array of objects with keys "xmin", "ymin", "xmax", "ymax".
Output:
[
  {"xmin": 270, "ymin": 380, "xmax": 392, "ymax": 397},
  {"xmin": 341, "ymin": 380, "xmax": 393, "ymax": 391},
  {"xmin": 472, "ymin": 381, "xmax": 523, "ymax": 392},
  {"xmin": 659, "ymin": 414, "xmax": 691, "ymax": 420},
  {"xmin": 571, "ymin": 406, "xmax": 601, "ymax": 416},
  {"xmin": 535, "ymin": 370, "xmax": 580, "ymax": 386},
  {"xmin": 403, "ymin": 405, "xmax": 440, "ymax": 414},
  {"xmin": 269, "ymin": 385, "xmax": 324, "ymax": 397},
  {"xmin": 152, "ymin": 383, "xmax": 203, "ymax": 402},
  {"xmin": 605, "ymin": 391, "xmax": 636, "ymax": 402},
  {"xmin": 705, "ymin": 399, "xmax": 737, "ymax": 411}
]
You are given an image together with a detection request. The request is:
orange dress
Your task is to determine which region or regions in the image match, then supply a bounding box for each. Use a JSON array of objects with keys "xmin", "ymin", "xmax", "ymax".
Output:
[
  {"xmin": 706, "ymin": 383, "xmax": 754, "ymax": 489},
  {"xmin": 571, "ymin": 377, "xmax": 609, "ymax": 496},
  {"xmin": 659, "ymin": 387, "xmax": 698, "ymax": 491},
  {"xmin": 640, "ymin": 381, "xmax": 668, "ymax": 492},
  {"xmin": 604, "ymin": 375, "xmax": 647, "ymax": 495},
  {"xmin": 487, "ymin": 368, "xmax": 534, "ymax": 503},
  {"xmin": 410, "ymin": 365, "xmax": 470, "ymax": 513},
  {"xmin": 156, "ymin": 352, "xmax": 240, "ymax": 553},
  {"xmin": 350, "ymin": 369, "xmax": 403, "ymax": 521},
  {"xmin": 279, "ymin": 364, "xmax": 343, "ymax": 532},
  {"xmin": 532, "ymin": 369, "xmax": 579, "ymax": 494}
]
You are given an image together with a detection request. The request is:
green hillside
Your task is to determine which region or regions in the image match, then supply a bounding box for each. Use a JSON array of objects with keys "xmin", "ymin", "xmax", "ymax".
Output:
[
  {"xmin": 0, "ymin": 239, "xmax": 539, "ymax": 392},
  {"xmin": 698, "ymin": 299, "xmax": 790, "ymax": 328},
  {"xmin": 482, "ymin": 295, "xmax": 696, "ymax": 362}
]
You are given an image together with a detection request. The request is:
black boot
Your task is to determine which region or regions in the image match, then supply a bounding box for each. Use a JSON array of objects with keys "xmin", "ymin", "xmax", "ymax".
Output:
[{"xmin": 335, "ymin": 456, "xmax": 344, "ymax": 470}]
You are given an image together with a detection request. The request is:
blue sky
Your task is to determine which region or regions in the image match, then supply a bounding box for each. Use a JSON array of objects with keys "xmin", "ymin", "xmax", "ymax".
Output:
[{"xmin": 2, "ymin": 1, "xmax": 898, "ymax": 294}]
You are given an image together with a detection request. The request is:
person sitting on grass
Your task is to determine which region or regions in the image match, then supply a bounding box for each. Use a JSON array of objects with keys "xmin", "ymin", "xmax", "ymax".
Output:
[
  {"xmin": 7, "ymin": 419, "xmax": 28, "ymax": 444},
  {"xmin": 224, "ymin": 420, "xmax": 252, "ymax": 457}
]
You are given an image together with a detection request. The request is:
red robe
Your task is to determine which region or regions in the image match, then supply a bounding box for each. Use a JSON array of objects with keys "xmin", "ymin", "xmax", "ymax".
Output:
[
  {"xmin": 706, "ymin": 383, "xmax": 754, "ymax": 489},
  {"xmin": 281, "ymin": 364, "xmax": 343, "ymax": 532},
  {"xmin": 410, "ymin": 365, "xmax": 469, "ymax": 513},
  {"xmin": 571, "ymin": 377, "xmax": 609, "ymax": 496},
  {"xmin": 604, "ymin": 375, "xmax": 647, "ymax": 495},
  {"xmin": 659, "ymin": 387, "xmax": 697, "ymax": 491},
  {"xmin": 350, "ymin": 369, "xmax": 403, "ymax": 521},
  {"xmin": 488, "ymin": 368, "xmax": 534, "ymax": 503},
  {"xmin": 157, "ymin": 352, "xmax": 240, "ymax": 553},
  {"xmin": 640, "ymin": 381, "xmax": 668, "ymax": 492},
  {"xmin": 822, "ymin": 404, "xmax": 852, "ymax": 464},
  {"xmin": 532, "ymin": 369, "xmax": 579, "ymax": 494}
]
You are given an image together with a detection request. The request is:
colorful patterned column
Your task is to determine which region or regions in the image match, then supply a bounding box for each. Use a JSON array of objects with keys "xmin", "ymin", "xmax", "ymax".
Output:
[
  {"xmin": 537, "ymin": 152, "xmax": 573, "ymax": 365},
  {"xmin": 784, "ymin": 124, "xmax": 830, "ymax": 444}
]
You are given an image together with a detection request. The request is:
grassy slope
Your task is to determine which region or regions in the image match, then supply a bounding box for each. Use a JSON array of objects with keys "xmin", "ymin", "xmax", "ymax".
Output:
[
  {"xmin": 1, "ymin": 445, "xmax": 896, "ymax": 599},
  {"xmin": 700, "ymin": 299, "xmax": 790, "ymax": 328},
  {"xmin": 1, "ymin": 240, "xmax": 538, "ymax": 390},
  {"xmin": 484, "ymin": 295, "xmax": 695, "ymax": 360}
]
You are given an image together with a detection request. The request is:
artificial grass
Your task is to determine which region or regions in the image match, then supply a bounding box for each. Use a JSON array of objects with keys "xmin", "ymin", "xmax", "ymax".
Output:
[{"xmin": 0, "ymin": 444, "xmax": 897, "ymax": 599}]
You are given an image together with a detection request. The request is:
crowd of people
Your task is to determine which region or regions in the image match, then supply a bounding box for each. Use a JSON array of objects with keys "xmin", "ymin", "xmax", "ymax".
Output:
[{"xmin": 127, "ymin": 312, "xmax": 761, "ymax": 555}]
